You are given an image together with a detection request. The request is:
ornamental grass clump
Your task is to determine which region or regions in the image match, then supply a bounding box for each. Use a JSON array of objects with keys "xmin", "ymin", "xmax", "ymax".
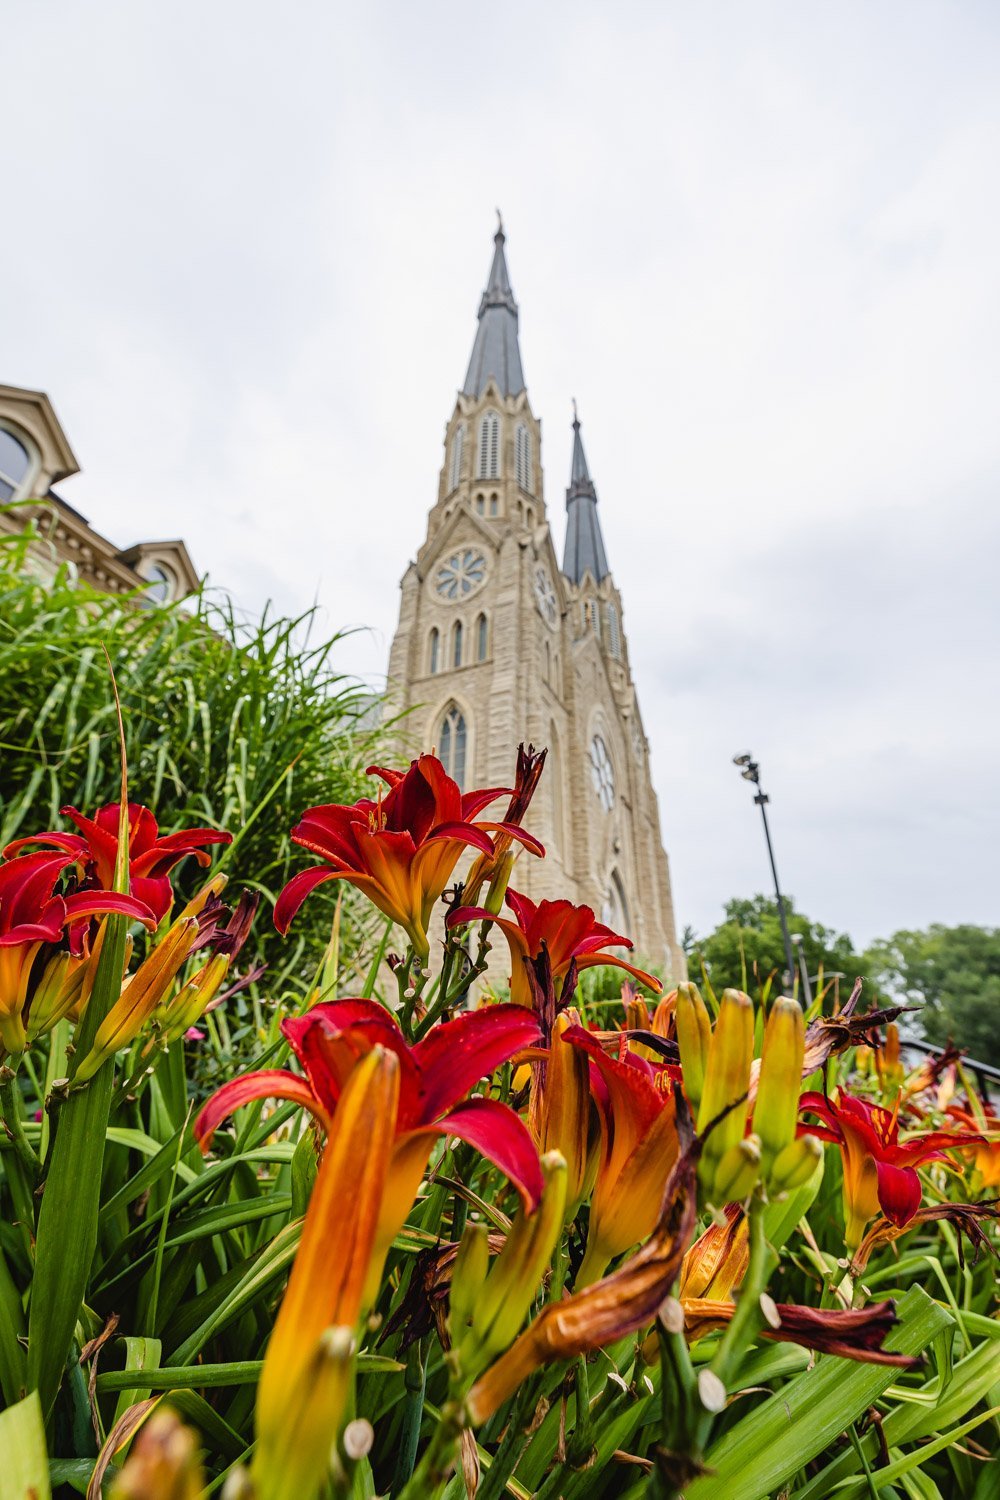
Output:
[{"xmin": 0, "ymin": 724, "xmax": 997, "ymax": 1499}]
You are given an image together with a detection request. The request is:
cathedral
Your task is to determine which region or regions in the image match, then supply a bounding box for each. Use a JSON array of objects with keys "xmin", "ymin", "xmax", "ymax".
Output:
[{"xmin": 387, "ymin": 222, "xmax": 685, "ymax": 979}]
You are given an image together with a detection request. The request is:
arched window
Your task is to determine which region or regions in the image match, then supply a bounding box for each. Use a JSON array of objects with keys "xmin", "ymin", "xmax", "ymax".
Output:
[
  {"xmin": 544, "ymin": 640, "xmax": 550, "ymax": 681},
  {"xmin": 429, "ymin": 627, "xmax": 440, "ymax": 674},
  {"xmin": 476, "ymin": 613, "xmax": 488, "ymax": 661},
  {"xmin": 477, "ymin": 411, "xmax": 500, "ymax": 479},
  {"xmin": 475, "ymin": 495, "xmax": 485, "ymax": 515},
  {"xmin": 452, "ymin": 620, "xmax": 463, "ymax": 669},
  {"xmin": 449, "ymin": 425, "xmax": 465, "ymax": 492},
  {"xmin": 439, "ymin": 703, "xmax": 467, "ymax": 789},
  {"xmin": 607, "ymin": 603, "xmax": 621, "ymax": 658},
  {"xmin": 489, "ymin": 494, "xmax": 499, "ymax": 517},
  {"xmin": 515, "ymin": 423, "xmax": 532, "ymax": 492},
  {"xmin": 142, "ymin": 562, "xmax": 175, "ymax": 605},
  {"xmin": 0, "ymin": 427, "xmax": 33, "ymax": 502},
  {"xmin": 553, "ymin": 652, "xmax": 561, "ymax": 695}
]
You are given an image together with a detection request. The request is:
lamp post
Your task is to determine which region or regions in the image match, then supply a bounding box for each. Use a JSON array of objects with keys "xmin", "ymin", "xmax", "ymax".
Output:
[{"xmin": 733, "ymin": 753, "xmax": 796, "ymax": 995}]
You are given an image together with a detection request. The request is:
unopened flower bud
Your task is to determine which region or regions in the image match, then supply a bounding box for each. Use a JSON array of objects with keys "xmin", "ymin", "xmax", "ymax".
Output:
[
  {"xmin": 697, "ymin": 989, "xmax": 754, "ymax": 1190},
  {"xmin": 26, "ymin": 951, "xmax": 88, "ymax": 1043},
  {"xmin": 459, "ymin": 1151, "xmax": 567, "ymax": 1379},
  {"xmin": 484, "ymin": 848, "xmax": 517, "ymax": 917},
  {"xmin": 675, "ymin": 982, "xmax": 712, "ymax": 1112},
  {"xmin": 755, "ymin": 996, "xmax": 805, "ymax": 1179},
  {"xmin": 539, "ymin": 1011, "xmax": 591, "ymax": 1220},
  {"xmin": 74, "ymin": 917, "xmax": 199, "ymax": 1082},
  {"xmin": 449, "ymin": 1222, "xmax": 490, "ymax": 1341},
  {"xmin": 769, "ymin": 1134, "xmax": 824, "ymax": 1193},
  {"xmin": 712, "ymin": 1133, "xmax": 761, "ymax": 1203}
]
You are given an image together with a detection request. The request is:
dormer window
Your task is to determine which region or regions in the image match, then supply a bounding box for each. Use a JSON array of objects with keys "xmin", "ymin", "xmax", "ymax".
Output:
[
  {"xmin": 449, "ymin": 425, "xmax": 465, "ymax": 492},
  {"xmin": 477, "ymin": 411, "xmax": 500, "ymax": 479},
  {"xmin": 0, "ymin": 426, "xmax": 33, "ymax": 502},
  {"xmin": 515, "ymin": 423, "xmax": 532, "ymax": 492},
  {"xmin": 142, "ymin": 561, "xmax": 176, "ymax": 605}
]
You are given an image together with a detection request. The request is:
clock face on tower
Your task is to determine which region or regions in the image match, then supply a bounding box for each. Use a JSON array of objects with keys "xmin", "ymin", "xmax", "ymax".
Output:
[
  {"xmin": 434, "ymin": 548, "xmax": 487, "ymax": 601},
  {"xmin": 533, "ymin": 565, "xmax": 558, "ymax": 627}
]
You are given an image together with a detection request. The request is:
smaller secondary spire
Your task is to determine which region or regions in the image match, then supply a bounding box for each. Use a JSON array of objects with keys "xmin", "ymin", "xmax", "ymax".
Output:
[
  {"xmin": 562, "ymin": 404, "xmax": 610, "ymax": 585},
  {"xmin": 461, "ymin": 216, "xmax": 526, "ymax": 399}
]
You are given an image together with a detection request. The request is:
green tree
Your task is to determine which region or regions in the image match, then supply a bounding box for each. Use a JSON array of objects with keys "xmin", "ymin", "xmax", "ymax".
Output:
[
  {"xmin": 691, "ymin": 894, "xmax": 867, "ymax": 1005},
  {"xmin": 864, "ymin": 924, "xmax": 1000, "ymax": 1067}
]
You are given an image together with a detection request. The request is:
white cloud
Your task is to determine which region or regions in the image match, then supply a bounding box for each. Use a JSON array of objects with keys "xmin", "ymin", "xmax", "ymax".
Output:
[{"xmin": 3, "ymin": 0, "xmax": 997, "ymax": 947}]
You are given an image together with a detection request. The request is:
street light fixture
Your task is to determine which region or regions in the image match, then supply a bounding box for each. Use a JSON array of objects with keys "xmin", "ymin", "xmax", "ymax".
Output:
[{"xmin": 732, "ymin": 753, "xmax": 796, "ymax": 995}]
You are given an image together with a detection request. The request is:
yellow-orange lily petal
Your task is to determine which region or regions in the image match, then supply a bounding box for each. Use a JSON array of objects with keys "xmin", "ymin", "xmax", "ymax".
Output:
[{"xmin": 253, "ymin": 1043, "xmax": 400, "ymax": 1500}]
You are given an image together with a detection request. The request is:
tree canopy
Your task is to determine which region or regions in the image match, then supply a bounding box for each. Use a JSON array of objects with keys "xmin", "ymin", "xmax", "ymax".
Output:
[
  {"xmin": 688, "ymin": 894, "xmax": 866, "ymax": 1005},
  {"xmin": 866, "ymin": 924, "xmax": 1000, "ymax": 1068}
]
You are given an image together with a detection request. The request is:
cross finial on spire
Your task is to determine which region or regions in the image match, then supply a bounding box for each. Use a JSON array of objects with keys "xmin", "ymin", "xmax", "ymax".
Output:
[
  {"xmin": 572, "ymin": 397, "xmax": 579, "ymax": 427},
  {"xmin": 496, "ymin": 207, "xmax": 504, "ymax": 238}
]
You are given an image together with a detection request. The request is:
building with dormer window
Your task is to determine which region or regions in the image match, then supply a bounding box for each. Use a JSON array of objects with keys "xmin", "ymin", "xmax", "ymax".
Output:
[
  {"xmin": 0, "ymin": 383, "xmax": 199, "ymax": 603},
  {"xmin": 387, "ymin": 223, "xmax": 684, "ymax": 977}
]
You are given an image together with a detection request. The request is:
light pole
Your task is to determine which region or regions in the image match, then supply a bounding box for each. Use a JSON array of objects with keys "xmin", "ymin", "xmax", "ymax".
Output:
[{"xmin": 733, "ymin": 753, "xmax": 796, "ymax": 995}]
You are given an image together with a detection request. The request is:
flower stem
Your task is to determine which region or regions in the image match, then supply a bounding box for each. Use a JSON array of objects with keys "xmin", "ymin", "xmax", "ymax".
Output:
[
  {"xmin": 695, "ymin": 1192, "xmax": 775, "ymax": 1449},
  {"xmin": 0, "ymin": 1071, "xmax": 38, "ymax": 1255},
  {"xmin": 395, "ymin": 1396, "xmax": 464, "ymax": 1500}
]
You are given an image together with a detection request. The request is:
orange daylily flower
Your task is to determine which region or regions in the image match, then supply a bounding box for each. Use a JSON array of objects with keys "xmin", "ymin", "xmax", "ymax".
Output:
[
  {"xmin": 195, "ymin": 998, "xmax": 544, "ymax": 1295},
  {"xmin": 448, "ymin": 889, "xmax": 660, "ymax": 1010},
  {"xmin": 0, "ymin": 851, "xmax": 155, "ymax": 1053},
  {"xmin": 6, "ymin": 801, "xmax": 231, "ymax": 927},
  {"xmin": 274, "ymin": 755, "xmax": 543, "ymax": 963},
  {"xmin": 800, "ymin": 1089, "xmax": 980, "ymax": 1249},
  {"xmin": 561, "ymin": 1025, "xmax": 680, "ymax": 1285},
  {"xmin": 254, "ymin": 1044, "xmax": 399, "ymax": 1500}
]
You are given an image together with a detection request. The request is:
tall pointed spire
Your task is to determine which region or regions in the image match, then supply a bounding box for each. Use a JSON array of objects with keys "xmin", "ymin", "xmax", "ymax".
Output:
[
  {"xmin": 461, "ymin": 213, "xmax": 526, "ymax": 399},
  {"xmin": 562, "ymin": 403, "xmax": 610, "ymax": 584}
]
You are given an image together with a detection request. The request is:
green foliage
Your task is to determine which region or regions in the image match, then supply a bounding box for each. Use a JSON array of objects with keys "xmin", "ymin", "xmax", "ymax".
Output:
[
  {"xmin": 0, "ymin": 511, "xmax": 389, "ymax": 984},
  {"xmin": 866, "ymin": 923, "xmax": 1000, "ymax": 1067},
  {"xmin": 0, "ymin": 521, "xmax": 996, "ymax": 1497},
  {"xmin": 691, "ymin": 894, "xmax": 868, "ymax": 1003}
]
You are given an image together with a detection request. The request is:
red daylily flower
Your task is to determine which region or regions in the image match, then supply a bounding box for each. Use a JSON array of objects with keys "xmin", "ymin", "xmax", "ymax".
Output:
[
  {"xmin": 5, "ymin": 802, "xmax": 231, "ymax": 927},
  {"xmin": 0, "ymin": 851, "xmax": 155, "ymax": 1053},
  {"xmin": 195, "ymin": 998, "xmax": 544, "ymax": 1280},
  {"xmin": 274, "ymin": 755, "xmax": 543, "ymax": 962},
  {"xmin": 562, "ymin": 1025, "xmax": 680, "ymax": 1284},
  {"xmin": 448, "ymin": 889, "xmax": 660, "ymax": 1010},
  {"xmin": 799, "ymin": 1089, "xmax": 979, "ymax": 1248}
]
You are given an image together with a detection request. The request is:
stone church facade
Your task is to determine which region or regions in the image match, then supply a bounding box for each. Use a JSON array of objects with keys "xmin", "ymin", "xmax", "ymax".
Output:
[{"xmin": 386, "ymin": 224, "xmax": 685, "ymax": 979}]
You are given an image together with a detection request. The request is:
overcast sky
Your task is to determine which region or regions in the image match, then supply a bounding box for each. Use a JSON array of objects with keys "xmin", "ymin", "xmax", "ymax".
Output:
[{"xmin": 4, "ymin": 2, "xmax": 998, "ymax": 948}]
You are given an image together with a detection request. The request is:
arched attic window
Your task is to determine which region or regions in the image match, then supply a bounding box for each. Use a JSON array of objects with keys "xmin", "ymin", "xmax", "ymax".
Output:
[
  {"xmin": 476, "ymin": 613, "xmax": 488, "ymax": 661},
  {"xmin": 142, "ymin": 562, "xmax": 176, "ymax": 605},
  {"xmin": 515, "ymin": 423, "xmax": 532, "ymax": 492},
  {"xmin": 452, "ymin": 619, "xmax": 463, "ymax": 668},
  {"xmin": 429, "ymin": 627, "xmax": 440, "ymax": 674},
  {"xmin": 477, "ymin": 411, "xmax": 500, "ymax": 479},
  {"xmin": 0, "ymin": 426, "xmax": 34, "ymax": 502},
  {"xmin": 439, "ymin": 703, "xmax": 467, "ymax": 789}
]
